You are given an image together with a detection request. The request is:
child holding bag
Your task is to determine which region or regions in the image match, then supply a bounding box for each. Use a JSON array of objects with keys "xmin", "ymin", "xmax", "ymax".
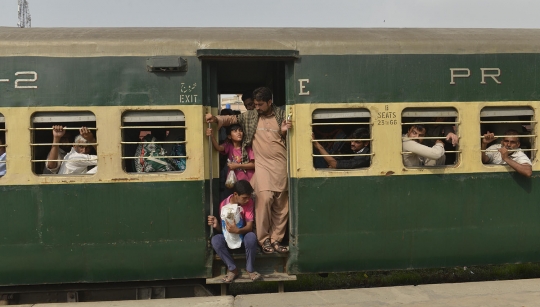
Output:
[
  {"xmin": 207, "ymin": 180, "xmax": 261, "ymax": 282},
  {"xmin": 206, "ymin": 124, "xmax": 255, "ymax": 197}
]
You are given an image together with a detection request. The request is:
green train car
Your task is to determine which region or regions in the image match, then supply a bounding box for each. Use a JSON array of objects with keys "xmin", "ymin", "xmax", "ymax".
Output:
[{"xmin": 1, "ymin": 28, "xmax": 540, "ymax": 290}]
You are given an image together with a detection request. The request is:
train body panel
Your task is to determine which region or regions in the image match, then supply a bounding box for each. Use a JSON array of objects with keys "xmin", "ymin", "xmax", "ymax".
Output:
[
  {"xmin": 0, "ymin": 181, "xmax": 208, "ymax": 285},
  {"xmin": 0, "ymin": 27, "xmax": 539, "ymax": 287}
]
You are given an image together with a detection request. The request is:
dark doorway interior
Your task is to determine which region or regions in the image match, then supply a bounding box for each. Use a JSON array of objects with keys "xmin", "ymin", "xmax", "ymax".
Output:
[{"xmin": 212, "ymin": 59, "xmax": 287, "ymax": 107}]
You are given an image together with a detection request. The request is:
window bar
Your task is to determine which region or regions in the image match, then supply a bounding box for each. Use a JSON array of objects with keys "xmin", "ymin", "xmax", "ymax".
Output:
[
  {"xmin": 31, "ymin": 158, "xmax": 98, "ymax": 162},
  {"xmin": 120, "ymin": 141, "xmax": 187, "ymax": 144},
  {"xmin": 403, "ymin": 136, "xmax": 460, "ymax": 140},
  {"xmin": 480, "ymin": 135, "xmax": 535, "ymax": 138},
  {"xmin": 312, "ymin": 153, "xmax": 374, "ymax": 157},
  {"xmin": 401, "ymin": 151, "xmax": 461, "ymax": 154},
  {"xmin": 401, "ymin": 121, "xmax": 460, "ymax": 125},
  {"xmin": 30, "ymin": 143, "xmax": 98, "ymax": 146},
  {"xmin": 311, "ymin": 122, "xmax": 370, "ymax": 126},
  {"xmin": 29, "ymin": 127, "xmax": 97, "ymax": 130},
  {"xmin": 312, "ymin": 138, "xmax": 372, "ymax": 142},
  {"xmin": 121, "ymin": 156, "xmax": 188, "ymax": 159},
  {"xmin": 480, "ymin": 149, "xmax": 537, "ymax": 153},
  {"xmin": 0, "ymin": 129, "xmax": 6, "ymax": 132},
  {"xmin": 480, "ymin": 120, "xmax": 537, "ymax": 124},
  {"xmin": 120, "ymin": 126, "xmax": 187, "ymax": 129}
]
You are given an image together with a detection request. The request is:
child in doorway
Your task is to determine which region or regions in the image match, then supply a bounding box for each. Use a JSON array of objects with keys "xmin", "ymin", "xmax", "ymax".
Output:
[
  {"xmin": 207, "ymin": 180, "xmax": 261, "ymax": 282},
  {"xmin": 206, "ymin": 124, "xmax": 255, "ymax": 197}
]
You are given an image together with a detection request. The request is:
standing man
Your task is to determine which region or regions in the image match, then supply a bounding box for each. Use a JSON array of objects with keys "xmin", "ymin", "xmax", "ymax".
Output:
[
  {"xmin": 206, "ymin": 87, "xmax": 291, "ymax": 254},
  {"xmin": 241, "ymin": 90, "xmax": 255, "ymax": 111}
]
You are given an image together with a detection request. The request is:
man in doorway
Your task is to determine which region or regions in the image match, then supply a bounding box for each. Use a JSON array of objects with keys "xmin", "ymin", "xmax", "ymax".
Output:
[
  {"xmin": 312, "ymin": 127, "xmax": 371, "ymax": 169},
  {"xmin": 242, "ymin": 91, "xmax": 255, "ymax": 111},
  {"xmin": 206, "ymin": 87, "xmax": 292, "ymax": 254},
  {"xmin": 402, "ymin": 124, "xmax": 445, "ymax": 167},
  {"xmin": 481, "ymin": 129, "xmax": 532, "ymax": 178}
]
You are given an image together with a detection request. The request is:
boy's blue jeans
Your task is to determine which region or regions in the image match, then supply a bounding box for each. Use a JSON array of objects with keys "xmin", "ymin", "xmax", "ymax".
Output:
[{"xmin": 211, "ymin": 232, "xmax": 258, "ymax": 273}]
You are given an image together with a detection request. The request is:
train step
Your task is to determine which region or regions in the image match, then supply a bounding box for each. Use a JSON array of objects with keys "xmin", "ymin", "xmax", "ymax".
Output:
[
  {"xmin": 206, "ymin": 272, "xmax": 296, "ymax": 284},
  {"xmin": 206, "ymin": 272, "xmax": 296, "ymax": 296}
]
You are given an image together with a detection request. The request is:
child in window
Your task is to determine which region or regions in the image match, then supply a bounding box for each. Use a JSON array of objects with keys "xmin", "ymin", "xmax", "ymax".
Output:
[
  {"xmin": 207, "ymin": 180, "xmax": 261, "ymax": 282},
  {"xmin": 207, "ymin": 124, "xmax": 255, "ymax": 197}
]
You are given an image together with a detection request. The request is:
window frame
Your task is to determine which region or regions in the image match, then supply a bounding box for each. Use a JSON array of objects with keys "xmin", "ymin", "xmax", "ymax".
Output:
[
  {"xmin": 120, "ymin": 110, "xmax": 187, "ymax": 174},
  {"xmin": 401, "ymin": 107, "xmax": 460, "ymax": 169},
  {"xmin": 30, "ymin": 111, "xmax": 98, "ymax": 176},
  {"xmin": 311, "ymin": 108, "xmax": 373, "ymax": 171},
  {"xmin": 480, "ymin": 106, "xmax": 536, "ymax": 165}
]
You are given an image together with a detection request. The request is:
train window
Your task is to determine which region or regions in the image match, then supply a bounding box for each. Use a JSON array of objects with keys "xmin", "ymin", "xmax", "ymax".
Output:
[
  {"xmin": 0, "ymin": 114, "xmax": 5, "ymax": 178},
  {"xmin": 401, "ymin": 107, "xmax": 460, "ymax": 168},
  {"xmin": 480, "ymin": 106, "xmax": 536, "ymax": 164},
  {"xmin": 121, "ymin": 110, "xmax": 187, "ymax": 173},
  {"xmin": 311, "ymin": 108, "xmax": 372, "ymax": 170},
  {"xmin": 31, "ymin": 111, "xmax": 98, "ymax": 175}
]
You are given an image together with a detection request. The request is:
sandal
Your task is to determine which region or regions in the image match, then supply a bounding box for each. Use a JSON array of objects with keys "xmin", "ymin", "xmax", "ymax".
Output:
[
  {"xmin": 262, "ymin": 238, "xmax": 275, "ymax": 254},
  {"xmin": 222, "ymin": 270, "xmax": 238, "ymax": 283},
  {"xmin": 271, "ymin": 241, "xmax": 289, "ymax": 254},
  {"xmin": 248, "ymin": 271, "xmax": 262, "ymax": 281}
]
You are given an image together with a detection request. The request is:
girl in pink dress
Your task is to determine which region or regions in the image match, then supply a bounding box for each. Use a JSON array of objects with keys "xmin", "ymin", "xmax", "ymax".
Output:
[{"xmin": 207, "ymin": 123, "xmax": 255, "ymax": 182}]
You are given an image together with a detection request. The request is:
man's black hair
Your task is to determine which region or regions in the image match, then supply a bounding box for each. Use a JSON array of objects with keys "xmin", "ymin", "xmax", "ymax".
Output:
[
  {"xmin": 227, "ymin": 124, "xmax": 243, "ymax": 135},
  {"xmin": 351, "ymin": 128, "xmax": 370, "ymax": 141},
  {"xmin": 253, "ymin": 87, "xmax": 272, "ymax": 102},
  {"xmin": 220, "ymin": 109, "xmax": 234, "ymax": 116},
  {"xmin": 241, "ymin": 91, "xmax": 253, "ymax": 102},
  {"xmin": 410, "ymin": 124, "xmax": 425, "ymax": 132},
  {"xmin": 233, "ymin": 180, "xmax": 254, "ymax": 196}
]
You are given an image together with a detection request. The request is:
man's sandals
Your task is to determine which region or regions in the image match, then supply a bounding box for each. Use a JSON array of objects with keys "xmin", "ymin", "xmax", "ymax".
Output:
[
  {"xmin": 262, "ymin": 238, "xmax": 275, "ymax": 254},
  {"xmin": 272, "ymin": 241, "xmax": 289, "ymax": 254}
]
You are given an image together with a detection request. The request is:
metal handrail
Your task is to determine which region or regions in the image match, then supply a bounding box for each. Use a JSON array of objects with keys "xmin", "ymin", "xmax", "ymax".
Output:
[
  {"xmin": 402, "ymin": 122, "xmax": 459, "ymax": 125},
  {"xmin": 311, "ymin": 122, "xmax": 370, "ymax": 126},
  {"xmin": 312, "ymin": 138, "xmax": 372, "ymax": 142},
  {"xmin": 120, "ymin": 141, "xmax": 187, "ymax": 144},
  {"xmin": 480, "ymin": 120, "xmax": 536, "ymax": 124},
  {"xmin": 30, "ymin": 143, "xmax": 98, "ymax": 146},
  {"xmin": 313, "ymin": 153, "xmax": 374, "ymax": 157},
  {"xmin": 29, "ymin": 127, "xmax": 97, "ymax": 130},
  {"xmin": 121, "ymin": 156, "xmax": 188, "ymax": 159},
  {"xmin": 120, "ymin": 126, "xmax": 186, "ymax": 129}
]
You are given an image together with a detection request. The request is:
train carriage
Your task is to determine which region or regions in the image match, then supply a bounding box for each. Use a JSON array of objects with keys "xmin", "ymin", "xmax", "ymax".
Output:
[{"xmin": 1, "ymin": 27, "xmax": 540, "ymax": 293}]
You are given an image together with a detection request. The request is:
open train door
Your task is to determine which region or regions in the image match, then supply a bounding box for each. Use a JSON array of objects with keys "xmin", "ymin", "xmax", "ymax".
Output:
[{"xmin": 198, "ymin": 49, "xmax": 299, "ymax": 290}]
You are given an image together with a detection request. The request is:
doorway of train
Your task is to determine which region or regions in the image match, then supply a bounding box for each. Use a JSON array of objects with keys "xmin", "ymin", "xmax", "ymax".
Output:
[{"xmin": 199, "ymin": 50, "xmax": 298, "ymax": 280}]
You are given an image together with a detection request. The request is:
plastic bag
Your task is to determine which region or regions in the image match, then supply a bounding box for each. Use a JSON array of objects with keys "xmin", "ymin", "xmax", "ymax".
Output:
[
  {"xmin": 225, "ymin": 169, "xmax": 237, "ymax": 189},
  {"xmin": 220, "ymin": 203, "xmax": 245, "ymax": 249}
]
